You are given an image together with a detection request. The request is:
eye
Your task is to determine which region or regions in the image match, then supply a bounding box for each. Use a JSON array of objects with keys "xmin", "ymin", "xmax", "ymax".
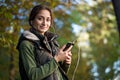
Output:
[
  {"xmin": 46, "ymin": 18, "xmax": 51, "ymax": 22},
  {"xmin": 38, "ymin": 17, "xmax": 43, "ymax": 20}
]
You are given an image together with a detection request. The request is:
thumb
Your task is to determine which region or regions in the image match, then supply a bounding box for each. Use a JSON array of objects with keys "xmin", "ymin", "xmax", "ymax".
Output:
[{"xmin": 60, "ymin": 45, "xmax": 66, "ymax": 50}]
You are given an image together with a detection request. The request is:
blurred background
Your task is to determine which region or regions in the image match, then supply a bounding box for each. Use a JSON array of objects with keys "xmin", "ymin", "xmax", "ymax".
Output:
[{"xmin": 0, "ymin": 0, "xmax": 120, "ymax": 80}]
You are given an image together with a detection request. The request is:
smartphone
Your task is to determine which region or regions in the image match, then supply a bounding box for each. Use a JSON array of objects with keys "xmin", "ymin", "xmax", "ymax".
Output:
[{"xmin": 63, "ymin": 40, "xmax": 76, "ymax": 51}]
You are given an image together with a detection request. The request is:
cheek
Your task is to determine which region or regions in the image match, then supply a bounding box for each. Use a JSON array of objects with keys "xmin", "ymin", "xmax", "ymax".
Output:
[
  {"xmin": 31, "ymin": 21, "xmax": 38, "ymax": 29},
  {"xmin": 32, "ymin": 20, "xmax": 41, "ymax": 26},
  {"xmin": 49, "ymin": 22, "xmax": 51, "ymax": 26},
  {"xmin": 47, "ymin": 22, "xmax": 51, "ymax": 27}
]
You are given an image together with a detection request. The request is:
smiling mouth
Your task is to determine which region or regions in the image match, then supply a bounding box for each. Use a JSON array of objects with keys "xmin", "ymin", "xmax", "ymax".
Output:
[{"xmin": 39, "ymin": 26, "xmax": 47, "ymax": 29}]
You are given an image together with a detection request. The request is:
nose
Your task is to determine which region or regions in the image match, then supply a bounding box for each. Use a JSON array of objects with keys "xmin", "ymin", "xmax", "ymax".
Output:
[{"xmin": 42, "ymin": 19, "xmax": 46, "ymax": 25}]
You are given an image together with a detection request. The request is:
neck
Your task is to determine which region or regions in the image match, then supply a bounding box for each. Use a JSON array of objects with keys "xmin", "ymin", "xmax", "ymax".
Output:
[{"xmin": 41, "ymin": 32, "xmax": 45, "ymax": 36}]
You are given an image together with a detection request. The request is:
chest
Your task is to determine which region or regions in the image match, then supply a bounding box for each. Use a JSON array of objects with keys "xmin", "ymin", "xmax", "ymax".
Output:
[{"xmin": 33, "ymin": 40, "xmax": 59, "ymax": 66}]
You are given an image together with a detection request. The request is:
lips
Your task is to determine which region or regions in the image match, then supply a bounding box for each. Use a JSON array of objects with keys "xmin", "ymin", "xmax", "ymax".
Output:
[{"xmin": 39, "ymin": 26, "xmax": 47, "ymax": 29}]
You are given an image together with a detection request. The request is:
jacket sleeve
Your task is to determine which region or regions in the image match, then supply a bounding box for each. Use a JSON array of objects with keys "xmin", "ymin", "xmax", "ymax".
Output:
[
  {"xmin": 19, "ymin": 40, "xmax": 58, "ymax": 80},
  {"xmin": 53, "ymin": 40, "xmax": 70, "ymax": 73},
  {"xmin": 59, "ymin": 62, "xmax": 70, "ymax": 73}
]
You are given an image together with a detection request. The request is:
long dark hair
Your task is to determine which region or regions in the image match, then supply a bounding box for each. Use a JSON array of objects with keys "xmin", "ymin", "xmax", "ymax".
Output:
[{"xmin": 29, "ymin": 5, "xmax": 53, "ymax": 27}]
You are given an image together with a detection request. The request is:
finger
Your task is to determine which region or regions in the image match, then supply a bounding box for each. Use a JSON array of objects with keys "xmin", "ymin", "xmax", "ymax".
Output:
[
  {"xmin": 66, "ymin": 62, "xmax": 71, "ymax": 64},
  {"xmin": 66, "ymin": 45, "xmax": 73, "ymax": 52},
  {"xmin": 65, "ymin": 59, "xmax": 70, "ymax": 62},
  {"xmin": 60, "ymin": 45, "xmax": 66, "ymax": 50},
  {"xmin": 65, "ymin": 59, "xmax": 71, "ymax": 64},
  {"xmin": 68, "ymin": 51, "xmax": 72, "ymax": 54},
  {"xmin": 66, "ymin": 55, "xmax": 71, "ymax": 59},
  {"xmin": 68, "ymin": 52, "xmax": 72, "ymax": 56}
]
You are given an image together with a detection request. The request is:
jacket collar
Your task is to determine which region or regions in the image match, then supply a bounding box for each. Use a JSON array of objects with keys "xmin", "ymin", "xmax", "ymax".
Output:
[
  {"xmin": 44, "ymin": 31, "xmax": 59, "ymax": 42},
  {"xmin": 23, "ymin": 29, "xmax": 59, "ymax": 42}
]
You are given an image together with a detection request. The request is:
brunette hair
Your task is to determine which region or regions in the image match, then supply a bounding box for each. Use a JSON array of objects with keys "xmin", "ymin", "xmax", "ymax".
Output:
[{"xmin": 29, "ymin": 5, "xmax": 53, "ymax": 27}]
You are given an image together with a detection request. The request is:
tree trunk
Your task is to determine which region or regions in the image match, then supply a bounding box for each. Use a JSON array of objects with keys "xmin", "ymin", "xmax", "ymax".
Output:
[
  {"xmin": 112, "ymin": 0, "xmax": 120, "ymax": 38},
  {"xmin": 9, "ymin": 44, "xmax": 15, "ymax": 80}
]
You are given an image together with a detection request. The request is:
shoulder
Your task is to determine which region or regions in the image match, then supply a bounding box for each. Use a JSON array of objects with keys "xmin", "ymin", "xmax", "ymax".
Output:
[{"xmin": 19, "ymin": 40, "xmax": 34, "ymax": 50}]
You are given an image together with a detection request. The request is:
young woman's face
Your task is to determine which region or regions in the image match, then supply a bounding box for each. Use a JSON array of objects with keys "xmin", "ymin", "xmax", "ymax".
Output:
[{"xmin": 32, "ymin": 10, "xmax": 51, "ymax": 35}]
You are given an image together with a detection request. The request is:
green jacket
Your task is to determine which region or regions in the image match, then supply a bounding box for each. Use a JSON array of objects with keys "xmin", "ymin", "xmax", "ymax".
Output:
[{"xmin": 17, "ymin": 30, "xmax": 69, "ymax": 80}]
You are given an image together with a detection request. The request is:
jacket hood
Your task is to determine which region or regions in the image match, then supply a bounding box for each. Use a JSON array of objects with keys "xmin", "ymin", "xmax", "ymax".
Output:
[
  {"xmin": 23, "ymin": 30, "xmax": 59, "ymax": 41},
  {"xmin": 16, "ymin": 30, "xmax": 59, "ymax": 50},
  {"xmin": 23, "ymin": 31, "xmax": 39, "ymax": 41}
]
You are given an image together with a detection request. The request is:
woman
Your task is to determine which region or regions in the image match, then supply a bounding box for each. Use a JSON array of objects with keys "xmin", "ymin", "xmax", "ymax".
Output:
[{"xmin": 17, "ymin": 4, "xmax": 72, "ymax": 80}]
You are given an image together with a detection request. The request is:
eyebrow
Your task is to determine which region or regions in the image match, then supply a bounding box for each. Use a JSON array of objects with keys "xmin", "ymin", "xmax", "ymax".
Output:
[{"xmin": 37, "ymin": 15, "xmax": 51, "ymax": 18}]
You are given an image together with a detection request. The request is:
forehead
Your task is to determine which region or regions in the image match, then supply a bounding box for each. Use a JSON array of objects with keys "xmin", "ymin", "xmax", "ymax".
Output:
[{"xmin": 37, "ymin": 9, "xmax": 51, "ymax": 17}]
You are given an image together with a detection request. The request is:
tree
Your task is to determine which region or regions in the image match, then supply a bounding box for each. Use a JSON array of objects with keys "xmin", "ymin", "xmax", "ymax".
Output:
[
  {"xmin": 112, "ymin": 0, "xmax": 120, "ymax": 38},
  {"xmin": 0, "ymin": 0, "xmax": 119, "ymax": 80}
]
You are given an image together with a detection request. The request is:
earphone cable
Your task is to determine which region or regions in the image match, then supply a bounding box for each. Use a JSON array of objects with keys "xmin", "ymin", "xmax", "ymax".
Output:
[
  {"xmin": 72, "ymin": 45, "xmax": 81, "ymax": 80},
  {"xmin": 52, "ymin": 23, "xmax": 57, "ymax": 34}
]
